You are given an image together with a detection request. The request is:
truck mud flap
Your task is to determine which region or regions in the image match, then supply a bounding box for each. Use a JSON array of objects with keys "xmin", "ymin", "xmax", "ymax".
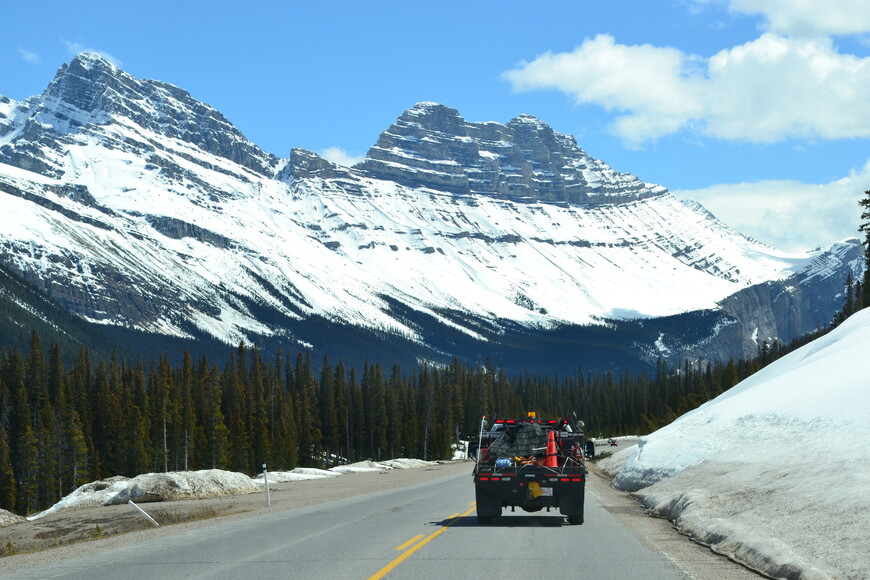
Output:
[
  {"xmin": 475, "ymin": 487, "xmax": 502, "ymax": 523},
  {"xmin": 558, "ymin": 487, "xmax": 584, "ymax": 525}
]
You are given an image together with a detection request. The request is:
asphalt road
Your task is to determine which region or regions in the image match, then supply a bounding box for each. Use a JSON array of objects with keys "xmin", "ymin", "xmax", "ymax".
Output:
[{"xmin": 5, "ymin": 464, "xmax": 758, "ymax": 579}]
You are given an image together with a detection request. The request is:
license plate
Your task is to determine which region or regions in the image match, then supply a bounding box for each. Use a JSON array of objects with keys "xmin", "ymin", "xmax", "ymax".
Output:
[{"xmin": 539, "ymin": 487, "xmax": 553, "ymax": 496}]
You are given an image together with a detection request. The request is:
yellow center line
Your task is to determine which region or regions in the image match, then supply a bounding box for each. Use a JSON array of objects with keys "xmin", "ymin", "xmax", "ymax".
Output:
[
  {"xmin": 395, "ymin": 534, "xmax": 424, "ymax": 551},
  {"xmin": 368, "ymin": 504, "xmax": 478, "ymax": 580}
]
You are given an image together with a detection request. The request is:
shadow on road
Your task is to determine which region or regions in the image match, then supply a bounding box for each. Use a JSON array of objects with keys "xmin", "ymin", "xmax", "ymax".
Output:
[{"xmin": 431, "ymin": 514, "xmax": 570, "ymax": 528}]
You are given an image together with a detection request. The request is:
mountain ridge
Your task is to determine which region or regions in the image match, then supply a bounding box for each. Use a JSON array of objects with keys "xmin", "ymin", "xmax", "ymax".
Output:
[{"xmin": 0, "ymin": 53, "xmax": 862, "ymax": 373}]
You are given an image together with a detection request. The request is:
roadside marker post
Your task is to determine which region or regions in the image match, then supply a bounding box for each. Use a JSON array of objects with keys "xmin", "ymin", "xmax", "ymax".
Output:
[
  {"xmin": 128, "ymin": 500, "xmax": 160, "ymax": 527},
  {"xmin": 263, "ymin": 463, "xmax": 271, "ymax": 507}
]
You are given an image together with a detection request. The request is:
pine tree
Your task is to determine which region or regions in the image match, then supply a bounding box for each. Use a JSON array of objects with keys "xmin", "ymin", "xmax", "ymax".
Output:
[
  {"xmin": 860, "ymin": 189, "xmax": 870, "ymax": 309},
  {"xmin": 69, "ymin": 347, "xmax": 93, "ymax": 452},
  {"xmin": 178, "ymin": 351, "xmax": 197, "ymax": 471},
  {"xmin": 833, "ymin": 272, "xmax": 856, "ymax": 327},
  {"xmin": 247, "ymin": 347, "xmax": 270, "ymax": 470},
  {"xmin": 25, "ymin": 331, "xmax": 48, "ymax": 422},
  {"xmin": 194, "ymin": 356, "xmax": 229, "ymax": 469},
  {"xmin": 66, "ymin": 410, "xmax": 90, "ymax": 490},
  {"xmin": 349, "ymin": 368, "xmax": 364, "ymax": 461},
  {"xmin": 419, "ymin": 365, "xmax": 434, "ymax": 460},
  {"xmin": 333, "ymin": 361, "xmax": 350, "ymax": 462},
  {"xmin": 223, "ymin": 351, "xmax": 251, "ymax": 473},
  {"xmin": 294, "ymin": 352, "xmax": 321, "ymax": 466},
  {"xmin": 387, "ymin": 364, "xmax": 403, "ymax": 459},
  {"xmin": 19, "ymin": 423, "xmax": 38, "ymax": 514},
  {"xmin": 129, "ymin": 362, "xmax": 152, "ymax": 476},
  {"xmin": 318, "ymin": 356, "xmax": 339, "ymax": 465},
  {"xmin": 362, "ymin": 362, "xmax": 387, "ymax": 460},
  {"xmin": 47, "ymin": 344, "xmax": 64, "ymax": 404},
  {"xmin": 0, "ymin": 426, "xmax": 16, "ymax": 511}
]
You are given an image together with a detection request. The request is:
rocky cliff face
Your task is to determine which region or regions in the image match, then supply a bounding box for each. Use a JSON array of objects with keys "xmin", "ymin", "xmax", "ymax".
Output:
[
  {"xmin": 1, "ymin": 53, "xmax": 277, "ymax": 180},
  {"xmin": 276, "ymin": 148, "xmax": 352, "ymax": 181},
  {"xmin": 358, "ymin": 102, "xmax": 659, "ymax": 203},
  {"xmin": 718, "ymin": 239, "xmax": 863, "ymax": 355}
]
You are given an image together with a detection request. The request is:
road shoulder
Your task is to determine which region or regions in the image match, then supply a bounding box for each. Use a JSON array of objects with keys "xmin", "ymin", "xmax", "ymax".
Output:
[{"xmin": 586, "ymin": 463, "xmax": 762, "ymax": 580}]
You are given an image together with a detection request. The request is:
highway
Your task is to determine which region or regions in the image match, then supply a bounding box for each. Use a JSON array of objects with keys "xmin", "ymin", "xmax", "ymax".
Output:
[{"xmin": 6, "ymin": 464, "xmax": 757, "ymax": 579}]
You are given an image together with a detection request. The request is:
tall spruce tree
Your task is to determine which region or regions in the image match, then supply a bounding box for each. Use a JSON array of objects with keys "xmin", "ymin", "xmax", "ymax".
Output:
[
  {"xmin": 0, "ymin": 426, "xmax": 16, "ymax": 511},
  {"xmin": 319, "ymin": 356, "xmax": 339, "ymax": 465},
  {"xmin": 860, "ymin": 188, "xmax": 870, "ymax": 309}
]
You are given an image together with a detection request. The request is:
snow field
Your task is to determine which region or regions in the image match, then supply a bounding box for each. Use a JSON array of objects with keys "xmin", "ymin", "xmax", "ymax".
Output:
[{"xmin": 602, "ymin": 308, "xmax": 870, "ymax": 580}]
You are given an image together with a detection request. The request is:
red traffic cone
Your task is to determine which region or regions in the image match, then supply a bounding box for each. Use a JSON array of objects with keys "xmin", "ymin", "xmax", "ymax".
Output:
[{"xmin": 545, "ymin": 430, "xmax": 558, "ymax": 468}]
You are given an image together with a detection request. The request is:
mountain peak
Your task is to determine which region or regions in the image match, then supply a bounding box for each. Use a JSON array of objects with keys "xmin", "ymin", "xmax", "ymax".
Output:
[
  {"xmin": 408, "ymin": 101, "xmax": 451, "ymax": 113},
  {"xmin": 358, "ymin": 103, "xmax": 658, "ymax": 203},
  {"xmin": 29, "ymin": 54, "xmax": 277, "ymax": 176},
  {"xmin": 509, "ymin": 113, "xmax": 547, "ymax": 126},
  {"xmin": 69, "ymin": 51, "xmax": 119, "ymax": 73},
  {"xmin": 275, "ymin": 148, "xmax": 350, "ymax": 181},
  {"xmin": 398, "ymin": 102, "xmax": 466, "ymax": 135},
  {"xmin": 44, "ymin": 52, "xmax": 133, "ymax": 115}
]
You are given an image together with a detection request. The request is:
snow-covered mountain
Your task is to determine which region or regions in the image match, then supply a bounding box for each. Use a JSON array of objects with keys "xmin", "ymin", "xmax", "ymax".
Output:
[{"xmin": 0, "ymin": 53, "xmax": 861, "ymax": 371}]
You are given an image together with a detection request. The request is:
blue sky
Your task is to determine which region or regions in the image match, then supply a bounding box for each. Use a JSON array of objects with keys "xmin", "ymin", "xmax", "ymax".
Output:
[{"xmin": 2, "ymin": 0, "xmax": 869, "ymax": 252}]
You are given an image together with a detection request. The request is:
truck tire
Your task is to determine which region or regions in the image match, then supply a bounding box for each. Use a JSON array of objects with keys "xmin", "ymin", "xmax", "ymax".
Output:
[{"xmin": 567, "ymin": 514, "xmax": 584, "ymax": 525}]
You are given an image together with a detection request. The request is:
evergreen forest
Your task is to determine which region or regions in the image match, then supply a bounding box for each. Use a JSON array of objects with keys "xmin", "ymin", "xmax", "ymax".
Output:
[{"xmin": 0, "ymin": 325, "xmax": 833, "ymax": 517}]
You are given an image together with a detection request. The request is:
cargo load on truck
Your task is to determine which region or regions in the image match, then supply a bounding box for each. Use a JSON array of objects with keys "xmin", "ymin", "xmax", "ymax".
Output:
[{"xmin": 472, "ymin": 412, "xmax": 587, "ymax": 525}]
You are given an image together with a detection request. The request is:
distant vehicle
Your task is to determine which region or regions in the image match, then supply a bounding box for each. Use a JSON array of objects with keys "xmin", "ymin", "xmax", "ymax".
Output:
[
  {"xmin": 472, "ymin": 413, "xmax": 586, "ymax": 525},
  {"xmin": 608, "ymin": 438, "xmax": 618, "ymax": 446}
]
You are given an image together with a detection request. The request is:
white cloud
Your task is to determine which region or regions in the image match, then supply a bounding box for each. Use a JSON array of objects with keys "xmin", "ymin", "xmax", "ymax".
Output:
[
  {"xmin": 63, "ymin": 42, "xmax": 122, "ymax": 67},
  {"xmin": 320, "ymin": 147, "xmax": 365, "ymax": 167},
  {"xmin": 674, "ymin": 159, "xmax": 870, "ymax": 251},
  {"xmin": 504, "ymin": 33, "xmax": 870, "ymax": 145},
  {"xmin": 503, "ymin": 35, "xmax": 706, "ymax": 145},
  {"xmin": 705, "ymin": 34, "xmax": 870, "ymax": 141},
  {"xmin": 17, "ymin": 48, "xmax": 40, "ymax": 64},
  {"xmin": 708, "ymin": 0, "xmax": 870, "ymax": 36}
]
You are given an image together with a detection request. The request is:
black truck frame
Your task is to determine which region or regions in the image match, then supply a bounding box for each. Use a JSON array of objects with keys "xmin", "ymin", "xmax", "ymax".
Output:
[{"xmin": 472, "ymin": 414, "xmax": 586, "ymax": 525}]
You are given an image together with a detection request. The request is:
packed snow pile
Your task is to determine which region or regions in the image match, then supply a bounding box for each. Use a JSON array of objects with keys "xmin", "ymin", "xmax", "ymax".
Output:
[
  {"xmin": 28, "ymin": 470, "xmax": 261, "ymax": 520},
  {"xmin": 330, "ymin": 459, "xmax": 436, "ymax": 473},
  {"xmin": 0, "ymin": 508, "xmax": 26, "ymax": 528},
  {"xmin": 606, "ymin": 308, "xmax": 870, "ymax": 580},
  {"xmin": 28, "ymin": 459, "xmax": 439, "ymax": 521},
  {"xmin": 255, "ymin": 468, "xmax": 340, "ymax": 483},
  {"xmin": 253, "ymin": 459, "xmax": 436, "ymax": 481}
]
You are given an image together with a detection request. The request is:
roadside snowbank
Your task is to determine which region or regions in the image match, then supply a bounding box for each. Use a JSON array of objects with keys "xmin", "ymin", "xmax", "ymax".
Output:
[
  {"xmin": 606, "ymin": 309, "xmax": 870, "ymax": 580},
  {"xmin": 28, "ymin": 459, "xmax": 439, "ymax": 522},
  {"xmin": 0, "ymin": 509, "xmax": 25, "ymax": 527},
  {"xmin": 330, "ymin": 458, "xmax": 435, "ymax": 473}
]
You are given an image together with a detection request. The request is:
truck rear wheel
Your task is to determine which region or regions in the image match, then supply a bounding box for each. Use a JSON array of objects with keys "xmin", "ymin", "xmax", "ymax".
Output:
[{"xmin": 567, "ymin": 514, "xmax": 584, "ymax": 525}]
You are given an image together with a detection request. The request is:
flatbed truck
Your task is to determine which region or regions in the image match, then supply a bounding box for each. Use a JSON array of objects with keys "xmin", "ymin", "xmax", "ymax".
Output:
[{"xmin": 472, "ymin": 413, "xmax": 587, "ymax": 525}]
